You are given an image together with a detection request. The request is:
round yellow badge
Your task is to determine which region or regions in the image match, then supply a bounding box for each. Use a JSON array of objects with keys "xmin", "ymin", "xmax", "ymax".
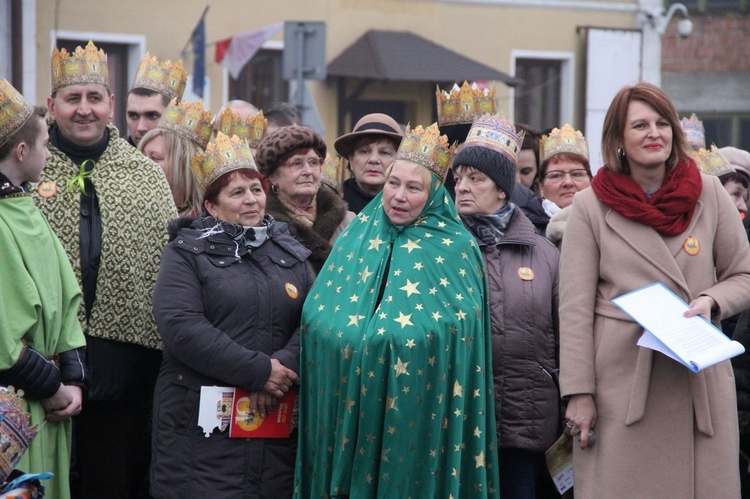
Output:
[
  {"xmin": 37, "ymin": 180, "xmax": 57, "ymax": 198},
  {"xmin": 285, "ymin": 283, "xmax": 299, "ymax": 299},
  {"xmin": 683, "ymin": 236, "xmax": 700, "ymax": 256},
  {"xmin": 517, "ymin": 267, "xmax": 534, "ymax": 281}
]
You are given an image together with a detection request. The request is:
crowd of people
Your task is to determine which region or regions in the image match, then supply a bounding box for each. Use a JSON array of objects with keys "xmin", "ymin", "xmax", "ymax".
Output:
[{"xmin": 2, "ymin": 39, "xmax": 750, "ymax": 499}]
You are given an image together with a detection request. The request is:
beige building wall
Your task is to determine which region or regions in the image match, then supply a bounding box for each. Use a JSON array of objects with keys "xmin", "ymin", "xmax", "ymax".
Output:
[{"xmin": 34, "ymin": 0, "xmax": 637, "ymax": 144}]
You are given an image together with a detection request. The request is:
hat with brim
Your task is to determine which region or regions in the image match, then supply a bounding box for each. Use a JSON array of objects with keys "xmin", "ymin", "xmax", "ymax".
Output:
[
  {"xmin": 720, "ymin": 146, "xmax": 750, "ymax": 180},
  {"xmin": 334, "ymin": 113, "xmax": 403, "ymax": 158}
]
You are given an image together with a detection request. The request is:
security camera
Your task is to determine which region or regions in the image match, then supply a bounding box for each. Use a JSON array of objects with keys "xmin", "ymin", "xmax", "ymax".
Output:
[{"xmin": 677, "ymin": 18, "xmax": 693, "ymax": 37}]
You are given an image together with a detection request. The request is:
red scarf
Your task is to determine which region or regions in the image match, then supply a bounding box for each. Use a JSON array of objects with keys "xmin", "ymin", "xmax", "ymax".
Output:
[{"xmin": 591, "ymin": 159, "xmax": 702, "ymax": 236}]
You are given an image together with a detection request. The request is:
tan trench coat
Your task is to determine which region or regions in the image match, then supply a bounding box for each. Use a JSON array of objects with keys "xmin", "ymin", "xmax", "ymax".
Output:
[{"xmin": 559, "ymin": 175, "xmax": 750, "ymax": 498}]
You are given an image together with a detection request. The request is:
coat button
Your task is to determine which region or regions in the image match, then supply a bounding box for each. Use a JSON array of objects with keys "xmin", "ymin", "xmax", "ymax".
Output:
[
  {"xmin": 280, "ymin": 259, "xmax": 286, "ymax": 264},
  {"xmin": 194, "ymin": 247, "xmax": 199, "ymax": 250},
  {"xmin": 177, "ymin": 239, "xmax": 183, "ymax": 244},
  {"xmin": 210, "ymin": 245, "xmax": 215, "ymax": 249},
  {"xmin": 177, "ymin": 375, "xmax": 183, "ymax": 381},
  {"xmin": 227, "ymin": 248, "xmax": 232, "ymax": 252},
  {"xmin": 219, "ymin": 261, "xmax": 225, "ymax": 264}
]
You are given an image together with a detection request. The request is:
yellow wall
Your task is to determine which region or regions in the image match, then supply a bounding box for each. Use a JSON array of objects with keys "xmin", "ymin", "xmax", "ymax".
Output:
[{"xmin": 35, "ymin": 0, "xmax": 636, "ymax": 144}]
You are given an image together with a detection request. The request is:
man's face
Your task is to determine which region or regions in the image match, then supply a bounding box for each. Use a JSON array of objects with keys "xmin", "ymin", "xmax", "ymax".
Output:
[
  {"xmin": 126, "ymin": 93, "xmax": 167, "ymax": 145},
  {"xmin": 47, "ymin": 84, "xmax": 114, "ymax": 147}
]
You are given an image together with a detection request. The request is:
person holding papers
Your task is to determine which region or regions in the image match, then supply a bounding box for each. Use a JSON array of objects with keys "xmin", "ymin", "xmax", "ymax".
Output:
[
  {"xmin": 150, "ymin": 133, "xmax": 313, "ymax": 497},
  {"xmin": 558, "ymin": 82, "xmax": 750, "ymax": 499}
]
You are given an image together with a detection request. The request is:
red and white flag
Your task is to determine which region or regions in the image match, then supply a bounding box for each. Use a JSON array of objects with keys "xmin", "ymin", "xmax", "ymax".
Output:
[{"xmin": 215, "ymin": 23, "xmax": 284, "ymax": 79}]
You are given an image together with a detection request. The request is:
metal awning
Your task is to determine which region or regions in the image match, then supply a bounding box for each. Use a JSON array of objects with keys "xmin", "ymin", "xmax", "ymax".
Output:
[{"xmin": 327, "ymin": 30, "xmax": 522, "ymax": 86}]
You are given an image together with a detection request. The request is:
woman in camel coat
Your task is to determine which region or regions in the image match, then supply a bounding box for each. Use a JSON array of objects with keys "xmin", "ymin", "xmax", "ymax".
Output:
[{"xmin": 559, "ymin": 82, "xmax": 750, "ymax": 498}]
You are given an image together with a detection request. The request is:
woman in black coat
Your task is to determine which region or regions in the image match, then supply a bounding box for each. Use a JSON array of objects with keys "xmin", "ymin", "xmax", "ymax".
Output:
[{"xmin": 150, "ymin": 134, "xmax": 314, "ymax": 498}]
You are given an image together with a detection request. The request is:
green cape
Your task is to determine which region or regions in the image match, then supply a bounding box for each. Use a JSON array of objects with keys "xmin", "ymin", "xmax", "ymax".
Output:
[
  {"xmin": 0, "ymin": 193, "xmax": 86, "ymax": 499},
  {"xmin": 295, "ymin": 173, "xmax": 500, "ymax": 497}
]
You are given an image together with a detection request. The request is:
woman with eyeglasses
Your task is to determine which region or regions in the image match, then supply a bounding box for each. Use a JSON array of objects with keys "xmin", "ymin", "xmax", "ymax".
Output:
[
  {"xmin": 256, "ymin": 126, "xmax": 355, "ymax": 274},
  {"xmin": 522, "ymin": 124, "xmax": 592, "ymax": 237}
]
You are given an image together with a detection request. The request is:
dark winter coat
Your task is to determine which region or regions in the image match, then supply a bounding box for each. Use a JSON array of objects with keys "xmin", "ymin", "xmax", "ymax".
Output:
[
  {"xmin": 265, "ymin": 185, "xmax": 354, "ymax": 274},
  {"xmin": 475, "ymin": 208, "xmax": 561, "ymax": 453},
  {"xmin": 520, "ymin": 196, "xmax": 550, "ymax": 236},
  {"xmin": 150, "ymin": 216, "xmax": 314, "ymax": 498}
]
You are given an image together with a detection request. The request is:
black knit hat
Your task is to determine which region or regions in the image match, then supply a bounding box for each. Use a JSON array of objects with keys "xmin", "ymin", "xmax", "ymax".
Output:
[
  {"xmin": 452, "ymin": 146, "xmax": 516, "ymax": 198},
  {"xmin": 255, "ymin": 125, "xmax": 327, "ymax": 177}
]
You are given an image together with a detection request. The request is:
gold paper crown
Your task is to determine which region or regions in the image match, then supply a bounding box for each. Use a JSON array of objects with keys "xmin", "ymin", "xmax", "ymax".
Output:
[
  {"xmin": 0, "ymin": 79, "xmax": 34, "ymax": 148},
  {"xmin": 540, "ymin": 124, "xmax": 589, "ymax": 164},
  {"xmin": 216, "ymin": 108, "xmax": 268, "ymax": 149},
  {"xmin": 51, "ymin": 40, "xmax": 109, "ymax": 92},
  {"xmin": 191, "ymin": 133, "xmax": 259, "ymax": 191},
  {"xmin": 395, "ymin": 123, "xmax": 455, "ymax": 180},
  {"xmin": 0, "ymin": 387, "xmax": 38, "ymax": 483},
  {"xmin": 321, "ymin": 153, "xmax": 345, "ymax": 193},
  {"xmin": 158, "ymin": 99, "xmax": 213, "ymax": 149},
  {"xmin": 463, "ymin": 113, "xmax": 524, "ymax": 166},
  {"xmin": 132, "ymin": 52, "xmax": 187, "ymax": 102},
  {"xmin": 693, "ymin": 145, "xmax": 733, "ymax": 177},
  {"xmin": 436, "ymin": 81, "xmax": 496, "ymax": 127},
  {"xmin": 680, "ymin": 113, "xmax": 706, "ymax": 150}
]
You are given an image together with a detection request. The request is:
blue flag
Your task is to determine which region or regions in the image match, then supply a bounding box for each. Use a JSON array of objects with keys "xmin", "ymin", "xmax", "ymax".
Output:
[{"xmin": 191, "ymin": 13, "xmax": 206, "ymax": 97}]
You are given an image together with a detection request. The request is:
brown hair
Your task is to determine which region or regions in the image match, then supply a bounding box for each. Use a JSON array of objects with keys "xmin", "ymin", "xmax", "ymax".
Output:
[
  {"xmin": 203, "ymin": 168, "xmax": 268, "ymax": 206},
  {"xmin": 601, "ymin": 82, "xmax": 690, "ymax": 175},
  {"xmin": 0, "ymin": 106, "xmax": 47, "ymax": 161}
]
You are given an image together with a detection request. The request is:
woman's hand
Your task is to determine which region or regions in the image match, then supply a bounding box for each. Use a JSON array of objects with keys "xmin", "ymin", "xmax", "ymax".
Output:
[
  {"xmin": 263, "ymin": 358, "xmax": 299, "ymax": 399},
  {"xmin": 43, "ymin": 384, "xmax": 83, "ymax": 421},
  {"xmin": 247, "ymin": 391, "xmax": 279, "ymax": 419},
  {"xmin": 565, "ymin": 393, "xmax": 597, "ymax": 449},
  {"xmin": 684, "ymin": 295, "xmax": 716, "ymax": 321}
]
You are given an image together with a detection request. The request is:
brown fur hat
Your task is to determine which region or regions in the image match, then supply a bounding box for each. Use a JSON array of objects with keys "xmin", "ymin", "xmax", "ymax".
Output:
[{"xmin": 255, "ymin": 125, "xmax": 327, "ymax": 176}]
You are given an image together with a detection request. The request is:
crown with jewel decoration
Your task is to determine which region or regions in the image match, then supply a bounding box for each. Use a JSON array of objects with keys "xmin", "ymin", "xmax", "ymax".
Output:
[
  {"xmin": 158, "ymin": 99, "xmax": 213, "ymax": 149},
  {"xmin": 215, "ymin": 108, "xmax": 268, "ymax": 149},
  {"xmin": 693, "ymin": 145, "xmax": 733, "ymax": 177},
  {"xmin": 191, "ymin": 133, "xmax": 259, "ymax": 191},
  {"xmin": 51, "ymin": 41, "xmax": 109, "ymax": 93},
  {"xmin": 132, "ymin": 52, "xmax": 187, "ymax": 102},
  {"xmin": 0, "ymin": 79, "xmax": 34, "ymax": 148},
  {"xmin": 395, "ymin": 123, "xmax": 455, "ymax": 180},
  {"xmin": 0, "ymin": 387, "xmax": 38, "ymax": 483},
  {"xmin": 540, "ymin": 124, "xmax": 589, "ymax": 164},
  {"xmin": 680, "ymin": 113, "xmax": 705, "ymax": 151},
  {"xmin": 436, "ymin": 81, "xmax": 496, "ymax": 127},
  {"xmin": 321, "ymin": 153, "xmax": 345, "ymax": 193},
  {"xmin": 463, "ymin": 113, "xmax": 525, "ymax": 166}
]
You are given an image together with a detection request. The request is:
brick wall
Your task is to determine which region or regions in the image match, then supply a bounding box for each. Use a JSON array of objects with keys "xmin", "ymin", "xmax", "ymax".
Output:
[{"xmin": 662, "ymin": 12, "xmax": 750, "ymax": 73}]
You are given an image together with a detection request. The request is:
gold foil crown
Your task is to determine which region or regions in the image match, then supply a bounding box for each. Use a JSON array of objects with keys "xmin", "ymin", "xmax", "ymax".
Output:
[
  {"xmin": 436, "ymin": 81, "xmax": 496, "ymax": 127},
  {"xmin": 191, "ymin": 133, "xmax": 259, "ymax": 191},
  {"xmin": 158, "ymin": 99, "xmax": 213, "ymax": 149},
  {"xmin": 0, "ymin": 387, "xmax": 38, "ymax": 483},
  {"xmin": 132, "ymin": 52, "xmax": 187, "ymax": 102},
  {"xmin": 51, "ymin": 40, "xmax": 109, "ymax": 92},
  {"xmin": 540, "ymin": 124, "xmax": 589, "ymax": 164},
  {"xmin": 0, "ymin": 79, "xmax": 34, "ymax": 147},
  {"xmin": 395, "ymin": 123, "xmax": 455, "ymax": 180},
  {"xmin": 321, "ymin": 153, "xmax": 345, "ymax": 193},
  {"xmin": 680, "ymin": 113, "xmax": 705, "ymax": 150},
  {"xmin": 216, "ymin": 108, "xmax": 268, "ymax": 149},
  {"xmin": 694, "ymin": 145, "xmax": 733, "ymax": 177},
  {"xmin": 464, "ymin": 113, "xmax": 524, "ymax": 166}
]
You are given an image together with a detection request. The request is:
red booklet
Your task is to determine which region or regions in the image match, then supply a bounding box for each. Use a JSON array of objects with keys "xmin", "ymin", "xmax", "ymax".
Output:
[{"xmin": 228, "ymin": 388, "xmax": 297, "ymax": 438}]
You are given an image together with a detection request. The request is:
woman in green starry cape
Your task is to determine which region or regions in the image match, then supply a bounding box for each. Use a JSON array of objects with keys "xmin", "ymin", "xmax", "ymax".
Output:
[{"xmin": 295, "ymin": 123, "xmax": 500, "ymax": 498}]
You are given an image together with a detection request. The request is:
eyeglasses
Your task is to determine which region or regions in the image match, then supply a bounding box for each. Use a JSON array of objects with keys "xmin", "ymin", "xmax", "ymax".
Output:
[
  {"xmin": 544, "ymin": 169, "xmax": 589, "ymax": 184},
  {"xmin": 283, "ymin": 157, "xmax": 323, "ymax": 171}
]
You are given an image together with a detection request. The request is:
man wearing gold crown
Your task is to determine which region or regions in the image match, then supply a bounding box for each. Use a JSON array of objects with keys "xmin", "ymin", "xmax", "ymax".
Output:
[
  {"xmin": 126, "ymin": 52, "xmax": 187, "ymax": 147},
  {"xmin": 35, "ymin": 41, "xmax": 177, "ymax": 498},
  {"xmin": 0, "ymin": 80, "xmax": 88, "ymax": 499}
]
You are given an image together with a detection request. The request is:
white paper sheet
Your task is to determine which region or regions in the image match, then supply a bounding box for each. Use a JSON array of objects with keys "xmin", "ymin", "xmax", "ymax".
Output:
[{"xmin": 612, "ymin": 282, "xmax": 744, "ymax": 372}]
